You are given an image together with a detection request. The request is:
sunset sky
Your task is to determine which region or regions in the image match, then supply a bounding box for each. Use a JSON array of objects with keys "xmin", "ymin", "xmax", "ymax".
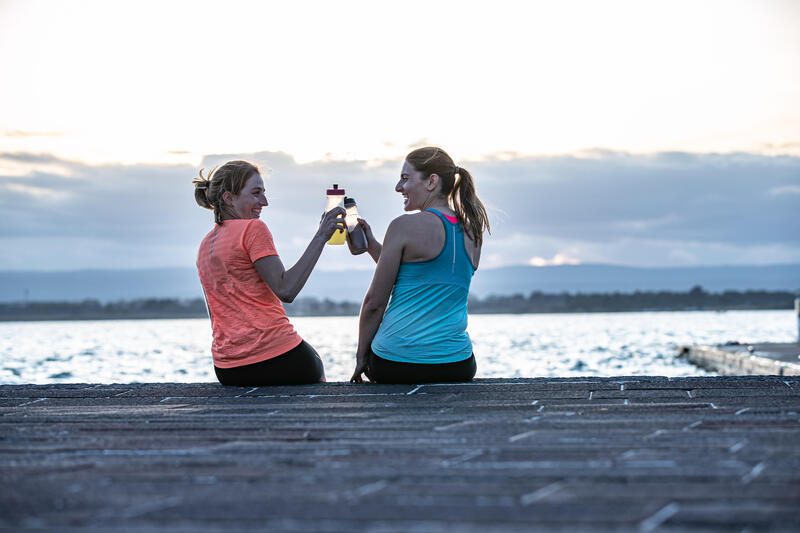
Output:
[{"xmin": 1, "ymin": 0, "xmax": 798, "ymax": 272}]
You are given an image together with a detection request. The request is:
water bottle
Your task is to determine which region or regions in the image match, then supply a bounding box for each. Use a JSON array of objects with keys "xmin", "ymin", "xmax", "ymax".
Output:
[
  {"xmin": 344, "ymin": 197, "xmax": 368, "ymax": 255},
  {"xmin": 325, "ymin": 184, "xmax": 346, "ymax": 245}
]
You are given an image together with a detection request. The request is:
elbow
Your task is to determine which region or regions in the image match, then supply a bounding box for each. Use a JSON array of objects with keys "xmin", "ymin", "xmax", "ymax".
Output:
[
  {"xmin": 277, "ymin": 288, "xmax": 298, "ymax": 304},
  {"xmin": 268, "ymin": 278, "xmax": 299, "ymax": 303},
  {"xmin": 361, "ymin": 295, "xmax": 385, "ymax": 317},
  {"xmin": 270, "ymin": 286, "xmax": 296, "ymax": 303}
]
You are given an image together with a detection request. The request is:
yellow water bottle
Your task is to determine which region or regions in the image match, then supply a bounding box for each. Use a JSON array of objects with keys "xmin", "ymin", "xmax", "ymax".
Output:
[{"xmin": 325, "ymin": 184, "xmax": 346, "ymax": 245}]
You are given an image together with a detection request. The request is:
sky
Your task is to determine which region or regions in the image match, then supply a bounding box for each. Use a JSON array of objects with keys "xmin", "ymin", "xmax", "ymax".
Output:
[{"xmin": 0, "ymin": 0, "xmax": 798, "ymax": 272}]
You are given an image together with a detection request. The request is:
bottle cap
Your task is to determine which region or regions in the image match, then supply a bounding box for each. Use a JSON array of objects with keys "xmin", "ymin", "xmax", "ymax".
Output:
[
  {"xmin": 344, "ymin": 196, "xmax": 357, "ymax": 208},
  {"xmin": 326, "ymin": 184, "xmax": 345, "ymax": 195}
]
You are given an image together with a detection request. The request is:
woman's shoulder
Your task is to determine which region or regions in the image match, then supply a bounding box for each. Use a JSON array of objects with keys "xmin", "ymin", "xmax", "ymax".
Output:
[
  {"xmin": 241, "ymin": 218, "xmax": 273, "ymax": 243},
  {"xmin": 388, "ymin": 213, "xmax": 416, "ymax": 226},
  {"xmin": 222, "ymin": 218, "xmax": 270, "ymax": 232},
  {"xmin": 207, "ymin": 219, "xmax": 271, "ymax": 245},
  {"xmin": 390, "ymin": 210, "xmax": 446, "ymax": 226},
  {"xmin": 386, "ymin": 212, "xmax": 436, "ymax": 234},
  {"xmin": 385, "ymin": 212, "xmax": 446, "ymax": 248}
]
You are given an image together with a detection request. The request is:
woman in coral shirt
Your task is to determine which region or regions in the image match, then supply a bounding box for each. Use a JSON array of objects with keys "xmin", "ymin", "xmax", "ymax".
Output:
[{"xmin": 193, "ymin": 160, "xmax": 344, "ymax": 386}]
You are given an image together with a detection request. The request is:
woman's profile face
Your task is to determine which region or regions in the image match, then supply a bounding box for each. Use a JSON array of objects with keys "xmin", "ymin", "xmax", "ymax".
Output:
[
  {"xmin": 230, "ymin": 173, "xmax": 268, "ymax": 219},
  {"xmin": 396, "ymin": 160, "xmax": 430, "ymax": 212}
]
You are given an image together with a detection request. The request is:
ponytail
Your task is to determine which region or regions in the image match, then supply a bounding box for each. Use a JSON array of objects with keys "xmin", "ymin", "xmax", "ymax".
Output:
[{"xmin": 451, "ymin": 166, "xmax": 490, "ymax": 248}]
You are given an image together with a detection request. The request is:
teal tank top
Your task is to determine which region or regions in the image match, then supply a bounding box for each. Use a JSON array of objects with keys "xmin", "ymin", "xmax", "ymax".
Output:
[{"xmin": 371, "ymin": 209, "xmax": 475, "ymax": 364}]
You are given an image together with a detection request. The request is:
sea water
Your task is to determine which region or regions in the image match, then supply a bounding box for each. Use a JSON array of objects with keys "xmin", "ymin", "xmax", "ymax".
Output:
[{"xmin": 0, "ymin": 310, "xmax": 794, "ymax": 384}]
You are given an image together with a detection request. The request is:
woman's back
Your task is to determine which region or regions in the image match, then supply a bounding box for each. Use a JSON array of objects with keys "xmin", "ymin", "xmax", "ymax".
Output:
[
  {"xmin": 371, "ymin": 209, "xmax": 475, "ymax": 364},
  {"xmin": 197, "ymin": 219, "xmax": 301, "ymax": 368},
  {"xmin": 397, "ymin": 210, "xmax": 481, "ymax": 268}
]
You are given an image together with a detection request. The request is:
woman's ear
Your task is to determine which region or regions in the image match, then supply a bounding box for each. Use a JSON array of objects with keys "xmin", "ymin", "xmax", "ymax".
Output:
[
  {"xmin": 222, "ymin": 190, "xmax": 234, "ymax": 206},
  {"xmin": 427, "ymin": 173, "xmax": 440, "ymax": 191}
]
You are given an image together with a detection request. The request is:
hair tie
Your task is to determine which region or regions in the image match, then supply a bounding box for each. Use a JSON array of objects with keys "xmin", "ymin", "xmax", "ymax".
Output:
[{"xmin": 454, "ymin": 165, "xmax": 461, "ymax": 176}]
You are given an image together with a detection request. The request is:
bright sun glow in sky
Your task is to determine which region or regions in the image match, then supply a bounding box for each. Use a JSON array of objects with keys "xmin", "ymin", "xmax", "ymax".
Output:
[{"xmin": 1, "ymin": 0, "xmax": 798, "ymax": 166}]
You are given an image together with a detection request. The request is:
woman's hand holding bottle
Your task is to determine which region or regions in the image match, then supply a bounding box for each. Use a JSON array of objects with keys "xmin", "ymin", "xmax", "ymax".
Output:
[
  {"xmin": 316, "ymin": 208, "xmax": 347, "ymax": 242},
  {"xmin": 357, "ymin": 218, "xmax": 382, "ymax": 262}
]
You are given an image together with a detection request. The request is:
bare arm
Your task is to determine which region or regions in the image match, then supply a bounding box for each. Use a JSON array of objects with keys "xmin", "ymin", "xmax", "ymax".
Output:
[
  {"xmin": 254, "ymin": 208, "xmax": 346, "ymax": 303},
  {"xmin": 350, "ymin": 218, "xmax": 405, "ymax": 382}
]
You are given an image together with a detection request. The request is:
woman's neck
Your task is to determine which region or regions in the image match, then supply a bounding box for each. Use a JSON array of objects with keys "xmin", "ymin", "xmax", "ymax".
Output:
[{"xmin": 421, "ymin": 196, "xmax": 451, "ymax": 213}]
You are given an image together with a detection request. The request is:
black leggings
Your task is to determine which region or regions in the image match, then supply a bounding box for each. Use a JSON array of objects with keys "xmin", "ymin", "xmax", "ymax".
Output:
[
  {"xmin": 367, "ymin": 348, "xmax": 476, "ymax": 384},
  {"xmin": 214, "ymin": 340, "xmax": 325, "ymax": 386}
]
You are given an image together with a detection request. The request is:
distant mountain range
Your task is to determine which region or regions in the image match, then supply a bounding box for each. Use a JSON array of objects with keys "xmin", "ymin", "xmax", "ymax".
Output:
[{"xmin": 0, "ymin": 264, "xmax": 797, "ymax": 303}]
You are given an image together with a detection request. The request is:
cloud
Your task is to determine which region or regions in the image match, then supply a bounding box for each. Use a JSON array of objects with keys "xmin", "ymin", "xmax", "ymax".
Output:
[
  {"xmin": 0, "ymin": 149, "xmax": 798, "ymax": 271},
  {"xmin": 767, "ymin": 185, "xmax": 800, "ymax": 196},
  {"xmin": 2, "ymin": 182, "xmax": 71, "ymax": 200},
  {"xmin": 2, "ymin": 130, "xmax": 64, "ymax": 138},
  {"xmin": 528, "ymin": 253, "xmax": 581, "ymax": 267},
  {"xmin": 760, "ymin": 142, "xmax": 800, "ymax": 151},
  {"xmin": 470, "ymin": 151, "xmax": 800, "ymax": 247},
  {"xmin": 0, "ymin": 151, "xmax": 69, "ymax": 164}
]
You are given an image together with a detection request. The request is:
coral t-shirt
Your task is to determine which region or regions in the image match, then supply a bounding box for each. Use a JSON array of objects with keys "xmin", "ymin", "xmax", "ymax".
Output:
[{"xmin": 196, "ymin": 219, "xmax": 302, "ymax": 368}]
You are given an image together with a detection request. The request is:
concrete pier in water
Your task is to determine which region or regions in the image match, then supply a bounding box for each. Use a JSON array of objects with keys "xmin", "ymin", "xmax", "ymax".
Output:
[
  {"xmin": 2, "ymin": 377, "xmax": 799, "ymax": 531},
  {"xmin": 680, "ymin": 342, "xmax": 800, "ymax": 376}
]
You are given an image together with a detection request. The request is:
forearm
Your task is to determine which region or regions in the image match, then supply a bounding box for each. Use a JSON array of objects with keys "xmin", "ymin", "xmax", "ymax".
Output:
[
  {"xmin": 367, "ymin": 240, "xmax": 382, "ymax": 263},
  {"xmin": 356, "ymin": 302, "xmax": 386, "ymax": 358},
  {"xmin": 280, "ymin": 234, "xmax": 327, "ymax": 301}
]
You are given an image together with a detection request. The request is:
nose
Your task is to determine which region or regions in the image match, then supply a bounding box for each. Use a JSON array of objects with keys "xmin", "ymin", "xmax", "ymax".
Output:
[
  {"xmin": 395, "ymin": 180, "xmax": 403, "ymax": 192},
  {"xmin": 259, "ymin": 194, "xmax": 268, "ymax": 206}
]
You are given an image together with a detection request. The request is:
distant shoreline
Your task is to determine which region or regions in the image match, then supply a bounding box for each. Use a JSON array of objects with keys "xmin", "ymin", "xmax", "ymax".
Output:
[{"xmin": 0, "ymin": 288, "xmax": 794, "ymax": 322}]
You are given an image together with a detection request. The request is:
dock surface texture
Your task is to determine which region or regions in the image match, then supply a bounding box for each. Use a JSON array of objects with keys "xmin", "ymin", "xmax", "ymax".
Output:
[{"xmin": 2, "ymin": 377, "xmax": 800, "ymax": 532}]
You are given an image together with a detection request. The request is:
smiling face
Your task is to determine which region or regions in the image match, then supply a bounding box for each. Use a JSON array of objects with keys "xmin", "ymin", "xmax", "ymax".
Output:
[
  {"xmin": 397, "ymin": 160, "xmax": 437, "ymax": 211},
  {"xmin": 227, "ymin": 173, "xmax": 268, "ymax": 219}
]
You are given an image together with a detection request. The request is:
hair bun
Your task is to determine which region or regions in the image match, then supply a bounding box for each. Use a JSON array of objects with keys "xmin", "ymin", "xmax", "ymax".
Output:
[{"xmin": 192, "ymin": 177, "xmax": 211, "ymax": 190}]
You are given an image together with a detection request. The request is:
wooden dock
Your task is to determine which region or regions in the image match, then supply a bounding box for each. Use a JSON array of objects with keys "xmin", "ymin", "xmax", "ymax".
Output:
[{"xmin": 2, "ymin": 377, "xmax": 799, "ymax": 531}]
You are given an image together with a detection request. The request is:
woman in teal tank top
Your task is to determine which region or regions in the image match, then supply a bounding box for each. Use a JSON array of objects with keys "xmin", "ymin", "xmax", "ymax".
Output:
[{"xmin": 350, "ymin": 147, "xmax": 491, "ymax": 384}]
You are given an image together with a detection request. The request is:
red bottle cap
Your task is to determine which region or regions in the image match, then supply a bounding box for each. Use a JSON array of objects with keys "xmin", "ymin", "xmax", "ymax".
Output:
[{"xmin": 326, "ymin": 184, "xmax": 345, "ymax": 195}]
